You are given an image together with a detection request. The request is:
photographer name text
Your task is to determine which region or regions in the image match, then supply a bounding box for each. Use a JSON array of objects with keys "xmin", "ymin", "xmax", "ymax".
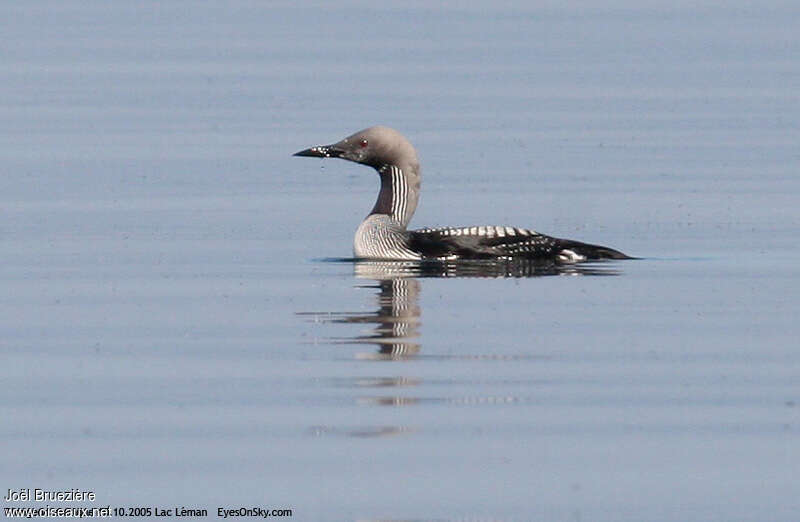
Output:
[{"xmin": 5, "ymin": 488, "xmax": 96, "ymax": 502}]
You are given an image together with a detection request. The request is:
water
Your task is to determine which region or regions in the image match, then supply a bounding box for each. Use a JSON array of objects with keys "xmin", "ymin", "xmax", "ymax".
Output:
[{"xmin": 2, "ymin": 1, "xmax": 799, "ymax": 520}]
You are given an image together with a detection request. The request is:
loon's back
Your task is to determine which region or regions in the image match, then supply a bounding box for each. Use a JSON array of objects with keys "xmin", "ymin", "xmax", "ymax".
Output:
[{"xmin": 409, "ymin": 225, "xmax": 631, "ymax": 262}]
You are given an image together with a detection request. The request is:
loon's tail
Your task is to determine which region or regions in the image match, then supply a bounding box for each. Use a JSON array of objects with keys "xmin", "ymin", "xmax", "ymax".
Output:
[{"xmin": 556, "ymin": 239, "xmax": 635, "ymax": 261}]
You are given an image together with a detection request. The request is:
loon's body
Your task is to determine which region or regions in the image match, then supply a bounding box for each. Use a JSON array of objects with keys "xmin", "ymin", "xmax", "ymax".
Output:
[{"xmin": 294, "ymin": 126, "xmax": 631, "ymax": 263}]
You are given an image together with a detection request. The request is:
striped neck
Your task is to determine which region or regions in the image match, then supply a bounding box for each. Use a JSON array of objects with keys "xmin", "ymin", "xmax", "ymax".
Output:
[{"xmin": 370, "ymin": 164, "xmax": 419, "ymax": 228}]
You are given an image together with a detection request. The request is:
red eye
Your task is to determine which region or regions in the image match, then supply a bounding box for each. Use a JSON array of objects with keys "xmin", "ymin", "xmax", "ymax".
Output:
[{"xmin": 359, "ymin": 139, "xmax": 368, "ymax": 148}]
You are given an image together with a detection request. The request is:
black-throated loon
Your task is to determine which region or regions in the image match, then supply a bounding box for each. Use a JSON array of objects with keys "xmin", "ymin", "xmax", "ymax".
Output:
[{"xmin": 294, "ymin": 126, "xmax": 632, "ymax": 262}]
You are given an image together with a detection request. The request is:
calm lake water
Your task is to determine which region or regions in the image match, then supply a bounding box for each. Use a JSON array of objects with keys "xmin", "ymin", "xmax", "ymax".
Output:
[{"xmin": 2, "ymin": 1, "xmax": 799, "ymax": 520}]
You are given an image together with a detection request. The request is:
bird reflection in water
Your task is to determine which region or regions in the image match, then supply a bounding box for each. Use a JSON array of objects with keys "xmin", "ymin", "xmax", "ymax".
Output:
[
  {"xmin": 300, "ymin": 259, "xmax": 621, "ymax": 438},
  {"xmin": 303, "ymin": 258, "xmax": 620, "ymax": 360},
  {"xmin": 299, "ymin": 263, "xmax": 423, "ymax": 360}
]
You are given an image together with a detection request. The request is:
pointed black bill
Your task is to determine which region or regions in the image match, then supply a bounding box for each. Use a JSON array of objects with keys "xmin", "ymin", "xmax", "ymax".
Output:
[{"xmin": 293, "ymin": 145, "xmax": 342, "ymax": 158}]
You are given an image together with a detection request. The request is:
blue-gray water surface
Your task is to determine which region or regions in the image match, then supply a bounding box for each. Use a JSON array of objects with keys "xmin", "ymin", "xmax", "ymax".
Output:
[{"xmin": 2, "ymin": 1, "xmax": 799, "ymax": 520}]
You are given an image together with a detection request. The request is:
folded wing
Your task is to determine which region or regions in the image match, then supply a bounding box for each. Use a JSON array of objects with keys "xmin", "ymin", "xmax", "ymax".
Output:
[{"xmin": 408, "ymin": 225, "xmax": 630, "ymax": 262}]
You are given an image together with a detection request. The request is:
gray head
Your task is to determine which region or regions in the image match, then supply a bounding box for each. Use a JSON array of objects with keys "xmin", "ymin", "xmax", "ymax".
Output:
[{"xmin": 294, "ymin": 126, "xmax": 420, "ymax": 174}]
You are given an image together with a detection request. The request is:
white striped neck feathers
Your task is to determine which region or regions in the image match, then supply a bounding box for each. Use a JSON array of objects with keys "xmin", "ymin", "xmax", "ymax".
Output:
[{"xmin": 371, "ymin": 164, "xmax": 420, "ymax": 229}]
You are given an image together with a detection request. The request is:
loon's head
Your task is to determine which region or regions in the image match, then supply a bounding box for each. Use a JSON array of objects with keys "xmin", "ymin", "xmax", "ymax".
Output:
[{"xmin": 294, "ymin": 126, "xmax": 419, "ymax": 172}]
